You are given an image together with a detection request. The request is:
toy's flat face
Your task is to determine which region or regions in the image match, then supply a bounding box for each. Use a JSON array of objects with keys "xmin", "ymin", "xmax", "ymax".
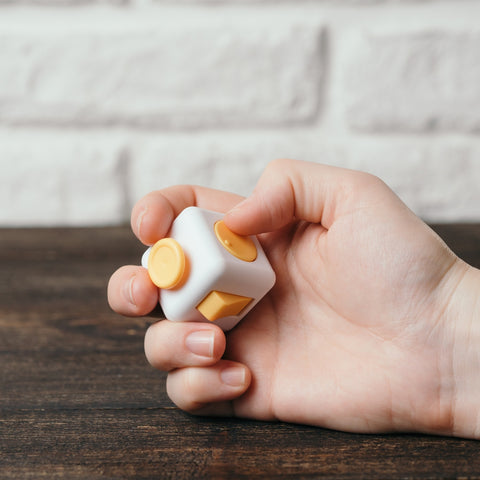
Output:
[{"xmin": 142, "ymin": 207, "xmax": 276, "ymax": 331}]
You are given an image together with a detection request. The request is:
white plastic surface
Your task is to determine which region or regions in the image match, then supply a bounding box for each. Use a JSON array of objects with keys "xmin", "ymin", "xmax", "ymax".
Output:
[{"xmin": 142, "ymin": 207, "xmax": 276, "ymax": 331}]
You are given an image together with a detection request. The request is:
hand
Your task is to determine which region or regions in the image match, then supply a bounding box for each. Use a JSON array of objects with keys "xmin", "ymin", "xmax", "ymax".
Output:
[{"xmin": 108, "ymin": 159, "xmax": 480, "ymax": 438}]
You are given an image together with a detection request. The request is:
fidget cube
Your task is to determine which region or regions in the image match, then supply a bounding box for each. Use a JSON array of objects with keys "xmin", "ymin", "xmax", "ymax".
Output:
[{"xmin": 141, "ymin": 207, "xmax": 276, "ymax": 331}]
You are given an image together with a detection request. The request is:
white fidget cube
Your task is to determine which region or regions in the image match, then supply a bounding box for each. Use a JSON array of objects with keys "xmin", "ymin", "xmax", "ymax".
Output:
[{"xmin": 141, "ymin": 207, "xmax": 276, "ymax": 331}]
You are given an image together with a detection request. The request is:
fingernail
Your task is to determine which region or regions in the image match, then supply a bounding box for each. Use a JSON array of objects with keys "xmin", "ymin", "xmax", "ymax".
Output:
[
  {"xmin": 136, "ymin": 206, "xmax": 148, "ymax": 238},
  {"xmin": 185, "ymin": 330, "xmax": 215, "ymax": 358},
  {"xmin": 123, "ymin": 276, "xmax": 137, "ymax": 306},
  {"xmin": 226, "ymin": 198, "xmax": 250, "ymax": 217},
  {"xmin": 220, "ymin": 366, "xmax": 246, "ymax": 387}
]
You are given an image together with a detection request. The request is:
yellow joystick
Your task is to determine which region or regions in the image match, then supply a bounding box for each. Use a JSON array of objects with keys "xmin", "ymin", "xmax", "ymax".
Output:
[
  {"xmin": 147, "ymin": 238, "xmax": 186, "ymax": 289},
  {"xmin": 214, "ymin": 221, "xmax": 257, "ymax": 262}
]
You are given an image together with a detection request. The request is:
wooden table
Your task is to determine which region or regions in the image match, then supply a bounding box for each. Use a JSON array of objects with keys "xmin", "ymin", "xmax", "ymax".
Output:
[{"xmin": 1, "ymin": 225, "xmax": 479, "ymax": 479}]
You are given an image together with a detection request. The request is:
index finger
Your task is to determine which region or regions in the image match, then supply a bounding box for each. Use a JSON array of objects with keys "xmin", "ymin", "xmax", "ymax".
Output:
[{"xmin": 131, "ymin": 185, "xmax": 245, "ymax": 245}]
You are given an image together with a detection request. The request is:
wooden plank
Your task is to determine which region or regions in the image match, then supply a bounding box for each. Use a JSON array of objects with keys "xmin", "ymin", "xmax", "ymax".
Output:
[
  {"xmin": 0, "ymin": 227, "xmax": 166, "ymax": 412},
  {"xmin": 1, "ymin": 226, "xmax": 480, "ymax": 479},
  {"xmin": 1, "ymin": 409, "xmax": 480, "ymax": 480}
]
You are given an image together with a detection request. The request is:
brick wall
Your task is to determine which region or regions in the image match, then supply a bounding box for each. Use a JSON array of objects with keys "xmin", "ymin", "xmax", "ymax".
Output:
[{"xmin": 0, "ymin": 1, "xmax": 479, "ymax": 226}]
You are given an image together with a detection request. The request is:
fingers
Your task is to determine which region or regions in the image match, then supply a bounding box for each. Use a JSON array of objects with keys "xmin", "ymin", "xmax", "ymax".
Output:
[
  {"xmin": 223, "ymin": 158, "xmax": 391, "ymax": 236},
  {"xmin": 144, "ymin": 320, "xmax": 226, "ymax": 371},
  {"xmin": 145, "ymin": 321, "xmax": 250, "ymax": 414},
  {"xmin": 166, "ymin": 361, "xmax": 251, "ymax": 414},
  {"xmin": 107, "ymin": 265, "xmax": 159, "ymax": 317},
  {"xmin": 131, "ymin": 185, "xmax": 244, "ymax": 246}
]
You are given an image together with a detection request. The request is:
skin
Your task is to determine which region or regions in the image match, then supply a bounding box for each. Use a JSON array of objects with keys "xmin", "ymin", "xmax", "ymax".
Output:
[{"xmin": 108, "ymin": 159, "xmax": 480, "ymax": 438}]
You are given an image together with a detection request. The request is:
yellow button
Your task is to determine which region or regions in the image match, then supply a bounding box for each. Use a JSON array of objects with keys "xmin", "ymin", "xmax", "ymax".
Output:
[
  {"xmin": 214, "ymin": 220, "xmax": 257, "ymax": 262},
  {"xmin": 196, "ymin": 291, "xmax": 253, "ymax": 322},
  {"xmin": 148, "ymin": 238, "xmax": 186, "ymax": 289}
]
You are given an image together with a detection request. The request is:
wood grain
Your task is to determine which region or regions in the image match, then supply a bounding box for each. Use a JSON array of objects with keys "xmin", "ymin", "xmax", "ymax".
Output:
[{"xmin": 1, "ymin": 225, "xmax": 479, "ymax": 479}]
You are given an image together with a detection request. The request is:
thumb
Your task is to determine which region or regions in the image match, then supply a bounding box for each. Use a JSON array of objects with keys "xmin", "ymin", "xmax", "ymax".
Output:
[{"xmin": 223, "ymin": 159, "xmax": 369, "ymax": 236}]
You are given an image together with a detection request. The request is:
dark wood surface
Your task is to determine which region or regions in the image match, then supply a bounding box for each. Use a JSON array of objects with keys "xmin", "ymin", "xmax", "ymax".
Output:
[{"xmin": 1, "ymin": 224, "xmax": 479, "ymax": 479}]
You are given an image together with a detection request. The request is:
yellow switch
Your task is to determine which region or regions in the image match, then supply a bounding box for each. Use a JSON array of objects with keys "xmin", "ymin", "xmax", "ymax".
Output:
[
  {"xmin": 214, "ymin": 220, "xmax": 257, "ymax": 262},
  {"xmin": 196, "ymin": 290, "xmax": 253, "ymax": 322}
]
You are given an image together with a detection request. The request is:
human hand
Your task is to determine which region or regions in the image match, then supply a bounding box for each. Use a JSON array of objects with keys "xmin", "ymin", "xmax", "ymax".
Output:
[{"xmin": 108, "ymin": 159, "xmax": 480, "ymax": 438}]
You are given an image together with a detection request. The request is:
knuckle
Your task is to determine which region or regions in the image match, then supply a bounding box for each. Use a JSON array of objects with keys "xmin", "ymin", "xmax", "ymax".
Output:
[
  {"xmin": 341, "ymin": 170, "xmax": 389, "ymax": 202},
  {"xmin": 265, "ymin": 158, "xmax": 296, "ymax": 174},
  {"xmin": 166, "ymin": 370, "xmax": 203, "ymax": 412}
]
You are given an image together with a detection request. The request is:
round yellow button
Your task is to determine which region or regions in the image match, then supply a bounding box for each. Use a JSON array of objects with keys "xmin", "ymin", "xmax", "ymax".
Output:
[
  {"xmin": 214, "ymin": 221, "xmax": 257, "ymax": 262},
  {"xmin": 148, "ymin": 238, "xmax": 186, "ymax": 289}
]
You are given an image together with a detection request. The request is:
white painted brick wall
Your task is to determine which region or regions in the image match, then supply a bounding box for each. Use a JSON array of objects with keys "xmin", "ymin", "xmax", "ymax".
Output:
[
  {"xmin": 0, "ymin": 131, "xmax": 128, "ymax": 225},
  {"xmin": 345, "ymin": 31, "xmax": 480, "ymax": 132},
  {"xmin": 0, "ymin": 1, "xmax": 479, "ymax": 226},
  {"xmin": 0, "ymin": 27, "xmax": 322, "ymax": 127}
]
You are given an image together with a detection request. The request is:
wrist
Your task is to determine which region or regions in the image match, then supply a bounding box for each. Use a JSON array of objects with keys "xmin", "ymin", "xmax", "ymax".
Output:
[{"xmin": 443, "ymin": 260, "xmax": 480, "ymax": 439}]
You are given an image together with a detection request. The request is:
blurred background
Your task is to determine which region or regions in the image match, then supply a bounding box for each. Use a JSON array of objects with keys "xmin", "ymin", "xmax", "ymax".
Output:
[{"xmin": 0, "ymin": 0, "xmax": 479, "ymax": 226}]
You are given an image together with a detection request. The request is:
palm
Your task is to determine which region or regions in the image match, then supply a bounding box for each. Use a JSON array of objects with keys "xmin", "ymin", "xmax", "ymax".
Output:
[{"xmin": 225, "ymin": 207, "xmax": 454, "ymax": 433}]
